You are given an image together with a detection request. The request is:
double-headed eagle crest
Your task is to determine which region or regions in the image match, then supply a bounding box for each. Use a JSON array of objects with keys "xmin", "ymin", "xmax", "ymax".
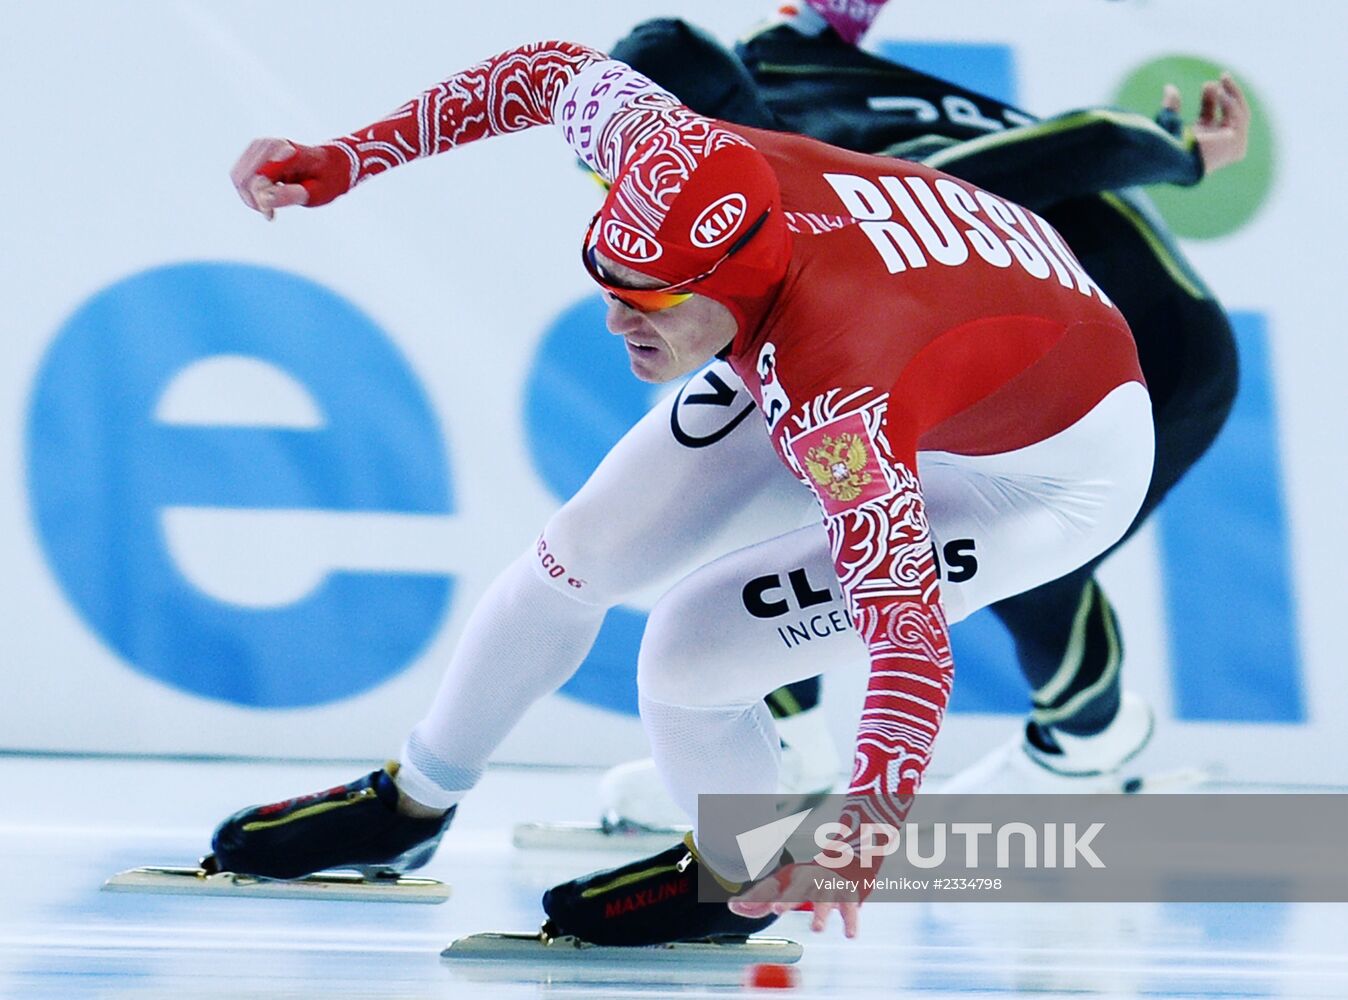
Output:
[{"xmin": 802, "ymin": 432, "xmax": 873, "ymax": 503}]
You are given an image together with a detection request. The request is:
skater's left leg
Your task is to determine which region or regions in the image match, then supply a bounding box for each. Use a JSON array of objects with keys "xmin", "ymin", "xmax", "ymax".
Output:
[
  {"xmin": 637, "ymin": 524, "xmax": 860, "ymax": 881},
  {"xmin": 398, "ymin": 360, "xmax": 815, "ymax": 813},
  {"xmin": 542, "ymin": 527, "xmax": 854, "ymax": 944}
]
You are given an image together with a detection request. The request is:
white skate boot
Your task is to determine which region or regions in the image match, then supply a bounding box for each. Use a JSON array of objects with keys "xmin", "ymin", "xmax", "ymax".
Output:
[
  {"xmin": 600, "ymin": 705, "xmax": 844, "ymax": 826},
  {"xmin": 513, "ymin": 706, "xmax": 842, "ymax": 851},
  {"xmin": 939, "ymin": 692, "xmax": 1166, "ymax": 794},
  {"xmin": 596, "ymin": 756, "xmax": 688, "ymax": 831}
]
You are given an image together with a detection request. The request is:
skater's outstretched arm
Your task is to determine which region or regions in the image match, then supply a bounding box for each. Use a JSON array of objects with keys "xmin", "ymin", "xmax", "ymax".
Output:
[
  {"xmin": 228, "ymin": 41, "xmax": 714, "ymax": 219},
  {"xmin": 916, "ymin": 74, "xmax": 1250, "ymax": 211}
]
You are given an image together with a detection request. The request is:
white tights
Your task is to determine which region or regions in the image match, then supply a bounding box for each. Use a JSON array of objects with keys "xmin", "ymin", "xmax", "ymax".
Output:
[
  {"xmin": 396, "ymin": 363, "xmax": 818, "ymax": 809},
  {"xmin": 396, "ymin": 364, "xmax": 1153, "ymax": 867}
]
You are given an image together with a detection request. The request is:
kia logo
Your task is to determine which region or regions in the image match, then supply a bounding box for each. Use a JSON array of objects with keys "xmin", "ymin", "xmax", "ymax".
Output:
[
  {"xmin": 690, "ymin": 193, "xmax": 748, "ymax": 249},
  {"xmin": 603, "ymin": 220, "xmax": 663, "ymax": 264}
]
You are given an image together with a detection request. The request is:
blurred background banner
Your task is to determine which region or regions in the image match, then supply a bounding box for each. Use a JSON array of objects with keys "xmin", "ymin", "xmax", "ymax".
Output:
[{"xmin": 4, "ymin": 2, "xmax": 1344, "ymax": 782}]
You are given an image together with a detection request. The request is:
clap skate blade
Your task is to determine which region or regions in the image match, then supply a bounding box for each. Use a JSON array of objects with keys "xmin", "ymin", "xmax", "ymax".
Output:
[
  {"xmin": 103, "ymin": 855, "xmax": 450, "ymax": 904},
  {"xmin": 443, "ymin": 922, "xmax": 802, "ymax": 965}
]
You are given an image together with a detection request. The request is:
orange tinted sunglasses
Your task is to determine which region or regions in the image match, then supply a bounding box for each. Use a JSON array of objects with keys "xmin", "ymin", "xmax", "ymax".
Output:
[{"xmin": 580, "ymin": 208, "xmax": 772, "ymax": 313}]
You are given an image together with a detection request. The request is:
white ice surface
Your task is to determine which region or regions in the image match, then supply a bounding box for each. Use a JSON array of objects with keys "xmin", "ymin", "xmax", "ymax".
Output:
[{"xmin": 1, "ymin": 756, "xmax": 1346, "ymax": 999}]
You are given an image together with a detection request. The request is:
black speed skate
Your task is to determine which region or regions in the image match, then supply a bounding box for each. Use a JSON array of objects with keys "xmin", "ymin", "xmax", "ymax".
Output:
[
  {"xmin": 209, "ymin": 762, "xmax": 455, "ymax": 880},
  {"xmin": 541, "ymin": 835, "xmax": 780, "ymax": 946}
]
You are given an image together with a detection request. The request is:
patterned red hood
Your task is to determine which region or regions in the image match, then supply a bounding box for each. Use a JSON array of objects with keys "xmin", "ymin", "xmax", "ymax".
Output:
[{"xmin": 595, "ymin": 121, "xmax": 792, "ymax": 331}]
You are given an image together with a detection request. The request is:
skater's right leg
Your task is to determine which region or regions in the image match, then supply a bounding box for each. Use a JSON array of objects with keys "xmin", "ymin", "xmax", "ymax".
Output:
[
  {"xmin": 208, "ymin": 551, "xmax": 609, "ymax": 881},
  {"xmin": 210, "ymin": 549, "xmax": 614, "ymax": 879},
  {"xmin": 210, "ymin": 363, "xmax": 815, "ymax": 878},
  {"xmin": 395, "ymin": 551, "xmax": 609, "ymax": 810},
  {"xmin": 396, "ymin": 361, "xmax": 816, "ymax": 813}
]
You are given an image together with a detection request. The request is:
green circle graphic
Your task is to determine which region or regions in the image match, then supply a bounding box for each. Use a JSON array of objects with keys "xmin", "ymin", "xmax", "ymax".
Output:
[{"xmin": 1114, "ymin": 55, "xmax": 1274, "ymax": 239}]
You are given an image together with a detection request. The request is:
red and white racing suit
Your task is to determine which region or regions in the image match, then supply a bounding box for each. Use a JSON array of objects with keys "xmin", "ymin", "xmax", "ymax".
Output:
[{"xmin": 289, "ymin": 41, "xmax": 1153, "ymax": 864}]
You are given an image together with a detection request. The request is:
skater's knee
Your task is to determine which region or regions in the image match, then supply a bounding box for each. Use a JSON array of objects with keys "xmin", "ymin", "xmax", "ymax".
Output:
[
  {"xmin": 636, "ymin": 623, "xmax": 712, "ymax": 708},
  {"xmin": 1183, "ymin": 303, "xmax": 1240, "ymax": 427},
  {"xmin": 533, "ymin": 505, "xmax": 633, "ymax": 607},
  {"xmin": 1158, "ymin": 302, "xmax": 1240, "ymax": 445}
]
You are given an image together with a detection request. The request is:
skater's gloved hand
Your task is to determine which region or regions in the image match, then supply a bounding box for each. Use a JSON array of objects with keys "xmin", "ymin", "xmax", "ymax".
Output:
[
  {"xmin": 229, "ymin": 137, "xmax": 351, "ymax": 220},
  {"xmin": 1158, "ymin": 73, "xmax": 1251, "ymax": 174},
  {"xmin": 728, "ymin": 862, "xmax": 862, "ymax": 939}
]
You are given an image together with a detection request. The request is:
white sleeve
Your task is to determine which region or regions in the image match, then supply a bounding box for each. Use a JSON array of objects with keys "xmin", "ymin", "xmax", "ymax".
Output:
[{"xmin": 553, "ymin": 60, "xmax": 683, "ymax": 181}]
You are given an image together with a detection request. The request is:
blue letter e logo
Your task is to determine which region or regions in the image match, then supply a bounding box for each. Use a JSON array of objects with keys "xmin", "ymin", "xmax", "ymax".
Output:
[{"xmin": 26, "ymin": 263, "xmax": 454, "ymax": 708}]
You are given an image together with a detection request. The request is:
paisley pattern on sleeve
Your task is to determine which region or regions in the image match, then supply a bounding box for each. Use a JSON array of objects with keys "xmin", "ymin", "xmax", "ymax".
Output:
[
  {"xmin": 782, "ymin": 388, "xmax": 953, "ymax": 834},
  {"xmin": 325, "ymin": 41, "xmax": 606, "ymax": 189},
  {"xmin": 323, "ymin": 42, "xmax": 744, "ymax": 228}
]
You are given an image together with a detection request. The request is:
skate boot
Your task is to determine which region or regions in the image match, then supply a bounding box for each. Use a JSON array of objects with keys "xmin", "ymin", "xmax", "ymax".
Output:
[
  {"xmin": 940, "ymin": 692, "xmax": 1155, "ymax": 794},
  {"xmin": 209, "ymin": 762, "xmax": 455, "ymax": 880},
  {"xmin": 542, "ymin": 834, "xmax": 782, "ymax": 946},
  {"xmin": 599, "ymin": 704, "xmax": 840, "ymax": 830}
]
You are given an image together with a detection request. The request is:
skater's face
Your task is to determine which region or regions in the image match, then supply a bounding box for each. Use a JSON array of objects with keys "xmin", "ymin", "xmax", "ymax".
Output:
[{"xmin": 595, "ymin": 252, "xmax": 739, "ymax": 383}]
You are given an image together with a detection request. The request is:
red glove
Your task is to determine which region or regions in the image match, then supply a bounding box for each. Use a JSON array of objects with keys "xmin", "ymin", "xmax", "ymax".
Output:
[
  {"xmin": 255, "ymin": 143, "xmax": 351, "ymax": 208},
  {"xmin": 229, "ymin": 137, "xmax": 352, "ymax": 219}
]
